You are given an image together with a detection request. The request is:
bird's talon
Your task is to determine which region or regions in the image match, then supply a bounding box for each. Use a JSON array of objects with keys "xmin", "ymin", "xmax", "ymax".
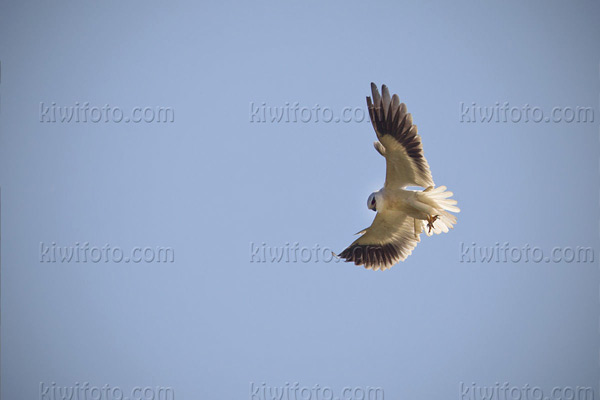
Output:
[{"xmin": 427, "ymin": 214, "xmax": 439, "ymax": 233}]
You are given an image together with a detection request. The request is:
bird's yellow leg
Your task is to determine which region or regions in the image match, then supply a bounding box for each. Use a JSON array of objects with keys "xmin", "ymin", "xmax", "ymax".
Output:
[{"xmin": 427, "ymin": 215, "xmax": 439, "ymax": 234}]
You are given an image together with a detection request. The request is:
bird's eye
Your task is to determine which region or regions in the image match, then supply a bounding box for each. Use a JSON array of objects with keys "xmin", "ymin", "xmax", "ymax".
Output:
[{"xmin": 371, "ymin": 198, "xmax": 376, "ymax": 205}]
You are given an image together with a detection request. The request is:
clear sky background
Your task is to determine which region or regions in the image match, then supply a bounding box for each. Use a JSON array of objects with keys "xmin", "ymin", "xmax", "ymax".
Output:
[{"xmin": 1, "ymin": 0, "xmax": 599, "ymax": 399}]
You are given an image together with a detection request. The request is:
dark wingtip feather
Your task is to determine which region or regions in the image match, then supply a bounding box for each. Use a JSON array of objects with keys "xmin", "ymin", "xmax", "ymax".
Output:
[
  {"xmin": 370, "ymin": 83, "xmax": 381, "ymax": 105},
  {"xmin": 338, "ymin": 243, "xmax": 401, "ymax": 270},
  {"xmin": 366, "ymin": 83, "xmax": 430, "ymax": 178}
]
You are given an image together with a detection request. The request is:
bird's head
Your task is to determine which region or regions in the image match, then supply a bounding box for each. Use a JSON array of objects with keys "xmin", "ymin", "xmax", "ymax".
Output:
[{"xmin": 367, "ymin": 192, "xmax": 381, "ymax": 212}]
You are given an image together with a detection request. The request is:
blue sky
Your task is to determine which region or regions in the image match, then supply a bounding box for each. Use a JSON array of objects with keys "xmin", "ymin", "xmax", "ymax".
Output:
[{"xmin": 1, "ymin": 0, "xmax": 599, "ymax": 399}]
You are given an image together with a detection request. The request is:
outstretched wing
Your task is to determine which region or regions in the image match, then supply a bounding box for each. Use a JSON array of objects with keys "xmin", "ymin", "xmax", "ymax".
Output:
[
  {"xmin": 337, "ymin": 210, "xmax": 419, "ymax": 271},
  {"xmin": 367, "ymin": 83, "xmax": 434, "ymax": 189}
]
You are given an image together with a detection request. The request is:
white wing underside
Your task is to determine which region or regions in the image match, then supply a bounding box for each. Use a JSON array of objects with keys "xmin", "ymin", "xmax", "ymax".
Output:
[
  {"xmin": 338, "ymin": 210, "xmax": 419, "ymax": 271},
  {"xmin": 368, "ymin": 83, "xmax": 434, "ymax": 189}
]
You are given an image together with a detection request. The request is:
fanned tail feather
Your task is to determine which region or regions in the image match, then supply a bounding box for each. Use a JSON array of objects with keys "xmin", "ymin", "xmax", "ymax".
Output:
[
  {"xmin": 421, "ymin": 185, "xmax": 460, "ymax": 236},
  {"xmin": 425, "ymin": 185, "xmax": 460, "ymax": 213}
]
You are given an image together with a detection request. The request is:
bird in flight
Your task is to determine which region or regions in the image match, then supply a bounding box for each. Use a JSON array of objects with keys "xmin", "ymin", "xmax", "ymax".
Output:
[{"xmin": 337, "ymin": 83, "xmax": 460, "ymax": 271}]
